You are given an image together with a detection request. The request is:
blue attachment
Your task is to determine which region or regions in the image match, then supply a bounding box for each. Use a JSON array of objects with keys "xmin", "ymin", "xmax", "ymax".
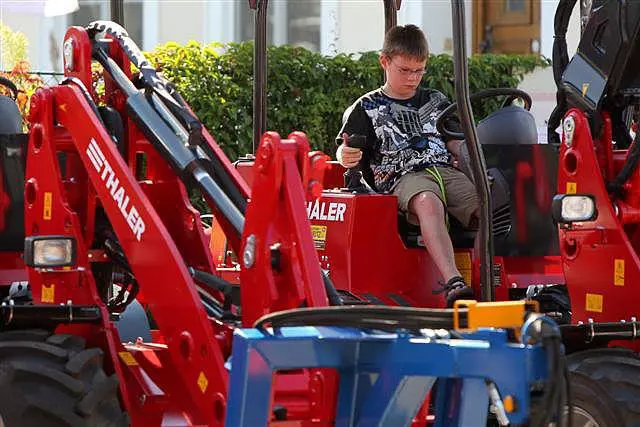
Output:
[{"xmin": 225, "ymin": 326, "xmax": 549, "ymax": 426}]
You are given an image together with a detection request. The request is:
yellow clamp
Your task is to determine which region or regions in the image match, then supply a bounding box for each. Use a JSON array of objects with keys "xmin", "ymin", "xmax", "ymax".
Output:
[{"xmin": 453, "ymin": 299, "xmax": 540, "ymax": 332}]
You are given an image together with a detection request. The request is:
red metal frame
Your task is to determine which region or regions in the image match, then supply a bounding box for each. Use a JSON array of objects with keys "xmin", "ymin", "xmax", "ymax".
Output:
[
  {"xmin": 557, "ymin": 109, "xmax": 640, "ymax": 349},
  {"xmin": 240, "ymin": 131, "xmax": 330, "ymax": 326},
  {"xmin": 17, "ymin": 24, "xmax": 359, "ymax": 425}
]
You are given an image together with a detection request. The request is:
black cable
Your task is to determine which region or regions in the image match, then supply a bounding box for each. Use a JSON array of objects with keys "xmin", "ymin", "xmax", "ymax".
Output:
[
  {"xmin": 188, "ymin": 267, "xmax": 237, "ymax": 295},
  {"xmin": 548, "ymin": 0, "xmax": 578, "ymax": 145},
  {"xmin": 321, "ymin": 271, "xmax": 343, "ymax": 306},
  {"xmin": 521, "ymin": 314, "xmax": 565, "ymax": 427},
  {"xmin": 253, "ymin": 306, "xmax": 467, "ymax": 332},
  {"xmin": 607, "ymin": 129, "xmax": 640, "ymax": 197}
]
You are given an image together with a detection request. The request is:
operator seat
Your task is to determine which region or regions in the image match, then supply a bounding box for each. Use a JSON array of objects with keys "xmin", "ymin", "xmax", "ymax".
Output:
[
  {"xmin": 0, "ymin": 89, "xmax": 27, "ymax": 251},
  {"xmin": 343, "ymin": 104, "xmax": 538, "ymax": 248}
]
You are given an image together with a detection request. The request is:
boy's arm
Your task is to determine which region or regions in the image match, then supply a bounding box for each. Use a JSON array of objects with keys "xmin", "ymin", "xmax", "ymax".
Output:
[{"xmin": 336, "ymin": 102, "xmax": 375, "ymax": 168}]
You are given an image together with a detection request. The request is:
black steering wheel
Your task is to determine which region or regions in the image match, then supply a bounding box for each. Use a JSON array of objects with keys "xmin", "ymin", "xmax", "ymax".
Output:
[
  {"xmin": 0, "ymin": 76, "xmax": 19, "ymax": 100},
  {"xmin": 436, "ymin": 88, "xmax": 532, "ymax": 140}
]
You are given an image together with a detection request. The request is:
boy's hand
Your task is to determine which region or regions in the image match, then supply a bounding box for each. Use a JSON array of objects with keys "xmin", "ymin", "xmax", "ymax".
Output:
[
  {"xmin": 446, "ymin": 139, "xmax": 464, "ymax": 158},
  {"xmin": 446, "ymin": 139, "xmax": 464, "ymax": 168},
  {"xmin": 336, "ymin": 133, "xmax": 363, "ymax": 168}
]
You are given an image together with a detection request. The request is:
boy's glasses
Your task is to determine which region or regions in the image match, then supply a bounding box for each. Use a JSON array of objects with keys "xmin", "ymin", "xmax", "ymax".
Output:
[{"xmin": 390, "ymin": 60, "xmax": 427, "ymax": 77}]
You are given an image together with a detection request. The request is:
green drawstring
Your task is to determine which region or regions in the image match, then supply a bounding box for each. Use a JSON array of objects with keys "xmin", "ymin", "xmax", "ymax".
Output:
[{"xmin": 425, "ymin": 166, "xmax": 449, "ymax": 230}]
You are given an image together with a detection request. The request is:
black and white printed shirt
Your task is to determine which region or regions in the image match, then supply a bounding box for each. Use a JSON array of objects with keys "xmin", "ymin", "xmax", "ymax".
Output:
[{"xmin": 338, "ymin": 87, "xmax": 455, "ymax": 192}]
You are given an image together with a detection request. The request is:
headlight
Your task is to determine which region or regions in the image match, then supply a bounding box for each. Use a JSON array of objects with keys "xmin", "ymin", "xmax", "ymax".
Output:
[
  {"xmin": 24, "ymin": 236, "xmax": 77, "ymax": 268},
  {"xmin": 552, "ymin": 194, "xmax": 597, "ymax": 223}
]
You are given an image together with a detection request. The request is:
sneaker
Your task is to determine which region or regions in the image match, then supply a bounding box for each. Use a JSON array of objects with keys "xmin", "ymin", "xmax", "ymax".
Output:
[{"xmin": 436, "ymin": 276, "xmax": 475, "ymax": 308}]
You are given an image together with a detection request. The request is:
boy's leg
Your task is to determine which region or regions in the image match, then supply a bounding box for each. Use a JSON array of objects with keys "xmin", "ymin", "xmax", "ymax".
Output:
[
  {"xmin": 394, "ymin": 172, "xmax": 474, "ymax": 306},
  {"xmin": 408, "ymin": 191, "xmax": 460, "ymax": 281},
  {"xmin": 439, "ymin": 166, "xmax": 480, "ymax": 229}
]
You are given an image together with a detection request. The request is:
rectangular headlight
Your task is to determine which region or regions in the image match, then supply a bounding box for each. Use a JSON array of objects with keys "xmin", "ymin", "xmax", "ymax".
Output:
[
  {"xmin": 552, "ymin": 194, "xmax": 597, "ymax": 223},
  {"xmin": 24, "ymin": 236, "xmax": 77, "ymax": 268}
]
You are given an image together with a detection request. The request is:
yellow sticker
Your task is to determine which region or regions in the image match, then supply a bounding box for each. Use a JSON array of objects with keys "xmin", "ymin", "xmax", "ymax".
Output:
[
  {"xmin": 43, "ymin": 192, "xmax": 52, "ymax": 220},
  {"xmin": 586, "ymin": 293, "xmax": 603, "ymax": 313},
  {"xmin": 566, "ymin": 182, "xmax": 577, "ymax": 194},
  {"xmin": 454, "ymin": 252, "xmax": 472, "ymax": 286},
  {"xmin": 455, "ymin": 252, "xmax": 472, "ymax": 269},
  {"xmin": 311, "ymin": 225, "xmax": 328, "ymax": 250},
  {"xmin": 118, "ymin": 351, "xmax": 138, "ymax": 366},
  {"xmin": 41, "ymin": 284, "xmax": 55, "ymax": 303},
  {"xmin": 582, "ymin": 83, "xmax": 590, "ymax": 97},
  {"xmin": 197, "ymin": 372, "xmax": 208, "ymax": 393},
  {"xmin": 614, "ymin": 259, "xmax": 625, "ymax": 286}
]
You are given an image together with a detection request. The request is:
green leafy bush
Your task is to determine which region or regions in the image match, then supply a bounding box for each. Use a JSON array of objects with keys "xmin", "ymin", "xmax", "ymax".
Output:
[{"xmin": 147, "ymin": 41, "xmax": 549, "ymax": 161}]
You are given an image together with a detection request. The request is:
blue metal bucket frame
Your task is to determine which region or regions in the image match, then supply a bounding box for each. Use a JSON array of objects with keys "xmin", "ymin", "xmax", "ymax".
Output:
[{"xmin": 225, "ymin": 326, "xmax": 549, "ymax": 426}]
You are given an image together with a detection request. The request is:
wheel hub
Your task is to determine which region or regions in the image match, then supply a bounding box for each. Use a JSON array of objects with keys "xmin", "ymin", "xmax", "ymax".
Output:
[{"xmin": 567, "ymin": 405, "xmax": 601, "ymax": 427}]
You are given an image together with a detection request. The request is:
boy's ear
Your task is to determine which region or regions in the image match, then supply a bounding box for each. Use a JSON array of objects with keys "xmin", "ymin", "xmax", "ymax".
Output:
[{"xmin": 379, "ymin": 54, "xmax": 390, "ymax": 69}]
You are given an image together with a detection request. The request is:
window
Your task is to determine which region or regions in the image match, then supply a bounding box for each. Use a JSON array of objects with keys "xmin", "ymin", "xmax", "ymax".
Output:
[
  {"xmin": 237, "ymin": 0, "xmax": 321, "ymax": 51},
  {"xmin": 504, "ymin": 0, "xmax": 526, "ymax": 13},
  {"xmin": 288, "ymin": 0, "xmax": 320, "ymax": 51}
]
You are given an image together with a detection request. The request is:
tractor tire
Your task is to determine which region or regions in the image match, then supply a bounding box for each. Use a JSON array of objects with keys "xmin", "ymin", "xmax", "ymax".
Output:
[
  {"xmin": 0, "ymin": 329, "xmax": 129, "ymax": 427},
  {"xmin": 566, "ymin": 347, "xmax": 640, "ymax": 427}
]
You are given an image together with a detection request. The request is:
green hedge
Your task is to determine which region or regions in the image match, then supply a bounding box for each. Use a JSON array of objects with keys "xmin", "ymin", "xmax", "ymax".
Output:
[{"xmin": 147, "ymin": 41, "xmax": 549, "ymax": 161}]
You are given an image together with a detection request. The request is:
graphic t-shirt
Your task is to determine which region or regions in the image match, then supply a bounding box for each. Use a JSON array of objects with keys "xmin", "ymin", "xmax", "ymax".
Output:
[{"xmin": 338, "ymin": 87, "xmax": 454, "ymax": 192}]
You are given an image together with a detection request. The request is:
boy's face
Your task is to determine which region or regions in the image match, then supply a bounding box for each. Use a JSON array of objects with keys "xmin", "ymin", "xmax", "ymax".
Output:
[{"xmin": 380, "ymin": 54, "xmax": 427, "ymax": 98}]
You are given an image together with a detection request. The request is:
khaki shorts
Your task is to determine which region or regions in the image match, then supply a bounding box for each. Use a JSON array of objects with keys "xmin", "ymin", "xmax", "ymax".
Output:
[{"xmin": 393, "ymin": 166, "xmax": 479, "ymax": 227}]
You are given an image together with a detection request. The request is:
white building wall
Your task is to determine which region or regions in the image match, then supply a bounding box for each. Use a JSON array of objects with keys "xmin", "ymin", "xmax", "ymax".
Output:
[
  {"xmin": 157, "ymin": 2, "xmax": 205, "ymax": 46},
  {"xmin": 1, "ymin": 1, "xmax": 580, "ymax": 73},
  {"xmin": 336, "ymin": 1, "xmax": 384, "ymax": 54},
  {"xmin": 540, "ymin": 0, "xmax": 581, "ymax": 59},
  {"xmin": 334, "ymin": 0, "xmax": 473, "ymax": 56}
]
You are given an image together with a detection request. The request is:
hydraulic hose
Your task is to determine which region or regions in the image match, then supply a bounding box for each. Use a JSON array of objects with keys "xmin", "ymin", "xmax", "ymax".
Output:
[
  {"xmin": 322, "ymin": 271, "xmax": 343, "ymax": 306},
  {"xmin": 522, "ymin": 314, "xmax": 571, "ymax": 427},
  {"xmin": 548, "ymin": 0, "xmax": 578, "ymax": 145},
  {"xmin": 253, "ymin": 306, "xmax": 468, "ymax": 331}
]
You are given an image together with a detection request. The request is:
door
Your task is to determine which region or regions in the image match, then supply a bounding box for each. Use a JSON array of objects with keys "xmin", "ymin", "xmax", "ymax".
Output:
[{"xmin": 473, "ymin": 0, "xmax": 541, "ymax": 54}]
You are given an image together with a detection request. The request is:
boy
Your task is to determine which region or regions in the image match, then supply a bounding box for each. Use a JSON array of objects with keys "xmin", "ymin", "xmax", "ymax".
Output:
[{"xmin": 336, "ymin": 24, "xmax": 478, "ymax": 307}]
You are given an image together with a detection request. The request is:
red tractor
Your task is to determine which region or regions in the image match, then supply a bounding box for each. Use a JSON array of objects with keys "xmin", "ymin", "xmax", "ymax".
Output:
[
  {"xmin": 0, "ymin": 1, "xmax": 568, "ymax": 426},
  {"xmin": 228, "ymin": 0, "xmax": 640, "ymax": 425}
]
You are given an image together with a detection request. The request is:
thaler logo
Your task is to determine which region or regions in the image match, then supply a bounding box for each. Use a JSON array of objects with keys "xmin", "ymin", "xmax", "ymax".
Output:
[
  {"xmin": 307, "ymin": 200, "xmax": 347, "ymax": 222},
  {"xmin": 86, "ymin": 138, "xmax": 146, "ymax": 241}
]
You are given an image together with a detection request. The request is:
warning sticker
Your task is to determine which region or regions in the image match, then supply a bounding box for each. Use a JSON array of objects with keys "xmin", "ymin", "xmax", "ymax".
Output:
[
  {"xmin": 118, "ymin": 351, "xmax": 138, "ymax": 366},
  {"xmin": 581, "ymin": 83, "xmax": 590, "ymax": 97},
  {"xmin": 311, "ymin": 225, "xmax": 327, "ymax": 250},
  {"xmin": 454, "ymin": 252, "xmax": 472, "ymax": 286},
  {"xmin": 566, "ymin": 182, "xmax": 577, "ymax": 194},
  {"xmin": 197, "ymin": 372, "xmax": 208, "ymax": 393},
  {"xmin": 43, "ymin": 192, "xmax": 52, "ymax": 220},
  {"xmin": 614, "ymin": 259, "xmax": 625, "ymax": 286},
  {"xmin": 585, "ymin": 293, "xmax": 603, "ymax": 313},
  {"xmin": 41, "ymin": 284, "xmax": 55, "ymax": 303}
]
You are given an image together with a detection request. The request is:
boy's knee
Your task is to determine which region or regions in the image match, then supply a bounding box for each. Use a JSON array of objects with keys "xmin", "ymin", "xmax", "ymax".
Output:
[{"xmin": 409, "ymin": 191, "xmax": 445, "ymax": 219}]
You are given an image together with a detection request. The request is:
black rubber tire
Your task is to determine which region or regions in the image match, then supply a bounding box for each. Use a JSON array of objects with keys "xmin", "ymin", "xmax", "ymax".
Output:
[
  {"xmin": 566, "ymin": 347, "xmax": 640, "ymax": 427},
  {"xmin": 0, "ymin": 329, "xmax": 129, "ymax": 427}
]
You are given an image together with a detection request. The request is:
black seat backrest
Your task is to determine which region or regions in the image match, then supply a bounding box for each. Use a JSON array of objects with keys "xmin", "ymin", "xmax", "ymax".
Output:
[
  {"xmin": 0, "ymin": 96, "xmax": 22, "ymax": 134},
  {"xmin": 476, "ymin": 105, "xmax": 538, "ymax": 145},
  {"xmin": 0, "ymin": 94, "xmax": 26, "ymax": 251}
]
